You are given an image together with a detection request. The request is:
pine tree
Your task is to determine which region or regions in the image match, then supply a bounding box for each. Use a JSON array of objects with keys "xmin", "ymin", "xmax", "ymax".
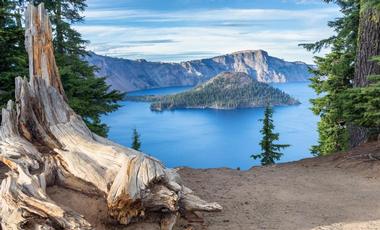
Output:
[
  {"xmin": 29, "ymin": 0, "xmax": 124, "ymax": 137},
  {"xmin": 300, "ymin": 0, "xmax": 359, "ymax": 155},
  {"xmin": 251, "ymin": 105, "xmax": 290, "ymax": 166},
  {"xmin": 302, "ymin": 0, "xmax": 380, "ymax": 154},
  {"xmin": 347, "ymin": 0, "xmax": 380, "ymax": 145},
  {"xmin": 131, "ymin": 128, "xmax": 142, "ymax": 151},
  {"xmin": 1, "ymin": 1, "xmax": 124, "ymax": 136},
  {"xmin": 0, "ymin": 0, "xmax": 28, "ymax": 116},
  {"xmin": 343, "ymin": 56, "xmax": 380, "ymax": 136},
  {"xmin": 354, "ymin": 0, "xmax": 380, "ymax": 87}
]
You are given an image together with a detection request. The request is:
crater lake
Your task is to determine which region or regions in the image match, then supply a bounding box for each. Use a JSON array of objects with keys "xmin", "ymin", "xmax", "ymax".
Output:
[{"xmin": 102, "ymin": 82, "xmax": 319, "ymax": 169}]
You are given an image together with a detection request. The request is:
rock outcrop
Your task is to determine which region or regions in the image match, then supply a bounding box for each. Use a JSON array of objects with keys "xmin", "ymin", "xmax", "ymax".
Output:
[{"xmin": 84, "ymin": 50, "xmax": 313, "ymax": 92}]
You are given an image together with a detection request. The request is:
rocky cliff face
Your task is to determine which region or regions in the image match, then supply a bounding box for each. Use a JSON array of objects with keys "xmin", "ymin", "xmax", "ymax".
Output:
[{"xmin": 84, "ymin": 50, "xmax": 312, "ymax": 92}]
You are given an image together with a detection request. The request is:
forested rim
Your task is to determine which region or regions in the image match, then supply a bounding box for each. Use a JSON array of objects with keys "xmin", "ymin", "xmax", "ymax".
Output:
[
  {"xmin": 301, "ymin": 0, "xmax": 380, "ymax": 156},
  {"xmin": 0, "ymin": 0, "xmax": 124, "ymax": 137}
]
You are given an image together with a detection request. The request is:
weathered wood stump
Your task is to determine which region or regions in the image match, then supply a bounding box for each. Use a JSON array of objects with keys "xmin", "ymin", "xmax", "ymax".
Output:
[{"xmin": 0, "ymin": 4, "xmax": 221, "ymax": 230}]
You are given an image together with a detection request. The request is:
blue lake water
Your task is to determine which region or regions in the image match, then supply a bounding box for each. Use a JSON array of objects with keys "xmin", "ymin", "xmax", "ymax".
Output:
[{"xmin": 102, "ymin": 82, "xmax": 319, "ymax": 169}]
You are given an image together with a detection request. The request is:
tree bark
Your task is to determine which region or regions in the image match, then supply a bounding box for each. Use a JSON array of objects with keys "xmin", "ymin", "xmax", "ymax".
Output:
[
  {"xmin": 0, "ymin": 3, "xmax": 221, "ymax": 229},
  {"xmin": 350, "ymin": 1, "xmax": 380, "ymax": 147},
  {"xmin": 354, "ymin": 1, "xmax": 380, "ymax": 87}
]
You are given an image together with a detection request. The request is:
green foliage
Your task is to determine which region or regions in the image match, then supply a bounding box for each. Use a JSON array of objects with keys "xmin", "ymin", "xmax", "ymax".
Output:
[
  {"xmin": 127, "ymin": 73, "xmax": 299, "ymax": 111},
  {"xmin": 131, "ymin": 128, "xmax": 142, "ymax": 151},
  {"xmin": 33, "ymin": 0, "xmax": 124, "ymax": 136},
  {"xmin": 251, "ymin": 105, "xmax": 290, "ymax": 166},
  {"xmin": 57, "ymin": 53, "xmax": 123, "ymax": 137},
  {"xmin": 342, "ymin": 57, "xmax": 380, "ymax": 129},
  {"xmin": 0, "ymin": 0, "xmax": 28, "ymax": 114},
  {"xmin": 300, "ymin": 0, "xmax": 359, "ymax": 156},
  {"xmin": 0, "ymin": 0, "xmax": 123, "ymax": 136},
  {"xmin": 362, "ymin": 0, "xmax": 380, "ymax": 11}
]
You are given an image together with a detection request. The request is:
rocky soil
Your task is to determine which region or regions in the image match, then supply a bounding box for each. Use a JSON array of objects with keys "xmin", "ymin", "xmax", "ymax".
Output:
[
  {"xmin": 3, "ymin": 142, "xmax": 379, "ymax": 230},
  {"xmin": 179, "ymin": 141, "xmax": 380, "ymax": 230}
]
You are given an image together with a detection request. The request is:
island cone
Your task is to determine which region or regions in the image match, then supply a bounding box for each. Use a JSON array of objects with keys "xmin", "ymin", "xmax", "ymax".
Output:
[{"xmin": 127, "ymin": 72, "xmax": 300, "ymax": 111}]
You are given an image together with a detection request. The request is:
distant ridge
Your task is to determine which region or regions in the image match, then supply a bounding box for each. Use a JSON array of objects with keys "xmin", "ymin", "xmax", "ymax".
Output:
[{"xmin": 84, "ymin": 50, "xmax": 313, "ymax": 92}]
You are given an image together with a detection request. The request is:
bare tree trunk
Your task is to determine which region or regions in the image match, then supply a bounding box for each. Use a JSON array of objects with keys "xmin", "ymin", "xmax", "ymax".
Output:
[
  {"xmin": 354, "ymin": 1, "xmax": 380, "ymax": 87},
  {"xmin": 0, "ymin": 4, "xmax": 221, "ymax": 230},
  {"xmin": 350, "ymin": 1, "xmax": 380, "ymax": 147}
]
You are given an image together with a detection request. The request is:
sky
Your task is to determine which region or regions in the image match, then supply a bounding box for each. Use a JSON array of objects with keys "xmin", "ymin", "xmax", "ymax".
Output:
[{"xmin": 77, "ymin": 0, "xmax": 341, "ymax": 64}]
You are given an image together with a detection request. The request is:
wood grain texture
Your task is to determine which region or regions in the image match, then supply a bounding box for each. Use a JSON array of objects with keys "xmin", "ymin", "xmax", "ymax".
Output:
[{"xmin": 0, "ymin": 3, "xmax": 221, "ymax": 230}]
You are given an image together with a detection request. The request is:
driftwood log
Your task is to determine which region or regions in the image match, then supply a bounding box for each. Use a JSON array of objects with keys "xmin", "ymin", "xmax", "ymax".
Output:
[{"xmin": 0, "ymin": 4, "xmax": 221, "ymax": 230}]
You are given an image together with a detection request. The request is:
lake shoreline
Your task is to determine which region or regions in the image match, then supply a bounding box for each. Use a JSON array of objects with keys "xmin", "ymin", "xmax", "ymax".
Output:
[
  {"xmin": 103, "ymin": 82, "xmax": 318, "ymax": 169},
  {"xmin": 150, "ymin": 103, "xmax": 301, "ymax": 112},
  {"xmin": 125, "ymin": 94, "xmax": 302, "ymax": 111}
]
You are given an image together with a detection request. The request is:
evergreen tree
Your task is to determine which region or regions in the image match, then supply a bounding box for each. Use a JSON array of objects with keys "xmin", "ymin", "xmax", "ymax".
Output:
[
  {"xmin": 302, "ymin": 0, "xmax": 380, "ymax": 155},
  {"xmin": 343, "ymin": 56, "xmax": 380, "ymax": 137},
  {"xmin": 0, "ymin": 0, "xmax": 28, "ymax": 116},
  {"xmin": 32, "ymin": 0, "xmax": 124, "ymax": 137},
  {"xmin": 131, "ymin": 128, "xmax": 141, "ymax": 151},
  {"xmin": 251, "ymin": 105, "xmax": 290, "ymax": 166},
  {"xmin": 353, "ymin": 0, "xmax": 380, "ymax": 87},
  {"xmin": 0, "ymin": 0, "xmax": 124, "ymax": 136},
  {"xmin": 347, "ymin": 0, "xmax": 380, "ymax": 145},
  {"xmin": 300, "ymin": 0, "xmax": 359, "ymax": 155}
]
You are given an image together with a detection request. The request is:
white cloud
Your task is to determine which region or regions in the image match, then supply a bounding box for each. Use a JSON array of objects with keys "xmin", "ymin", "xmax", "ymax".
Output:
[
  {"xmin": 84, "ymin": 7, "xmax": 338, "ymax": 23},
  {"xmin": 75, "ymin": 24, "xmax": 334, "ymax": 64},
  {"xmin": 77, "ymin": 7, "xmax": 340, "ymax": 63}
]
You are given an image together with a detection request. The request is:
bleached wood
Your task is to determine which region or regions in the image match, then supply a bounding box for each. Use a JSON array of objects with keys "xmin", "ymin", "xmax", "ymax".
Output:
[{"xmin": 0, "ymin": 3, "xmax": 221, "ymax": 230}]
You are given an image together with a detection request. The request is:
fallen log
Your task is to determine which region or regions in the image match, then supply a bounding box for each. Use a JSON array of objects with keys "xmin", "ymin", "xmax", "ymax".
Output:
[{"xmin": 0, "ymin": 3, "xmax": 221, "ymax": 230}]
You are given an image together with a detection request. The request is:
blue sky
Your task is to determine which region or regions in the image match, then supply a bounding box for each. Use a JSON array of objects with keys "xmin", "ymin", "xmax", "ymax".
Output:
[{"xmin": 77, "ymin": 0, "xmax": 341, "ymax": 63}]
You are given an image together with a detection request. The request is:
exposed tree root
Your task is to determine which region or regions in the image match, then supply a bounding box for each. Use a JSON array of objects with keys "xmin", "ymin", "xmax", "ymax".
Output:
[{"xmin": 0, "ymin": 4, "xmax": 221, "ymax": 230}]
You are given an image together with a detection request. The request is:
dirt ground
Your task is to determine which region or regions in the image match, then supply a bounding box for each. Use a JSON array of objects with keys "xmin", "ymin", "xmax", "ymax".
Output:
[
  {"xmin": 13, "ymin": 142, "xmax": 380, "ymax": 229},
  {"xmin": 178, "ymin": 141, "xmax": 380, "ymax": 230}
]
